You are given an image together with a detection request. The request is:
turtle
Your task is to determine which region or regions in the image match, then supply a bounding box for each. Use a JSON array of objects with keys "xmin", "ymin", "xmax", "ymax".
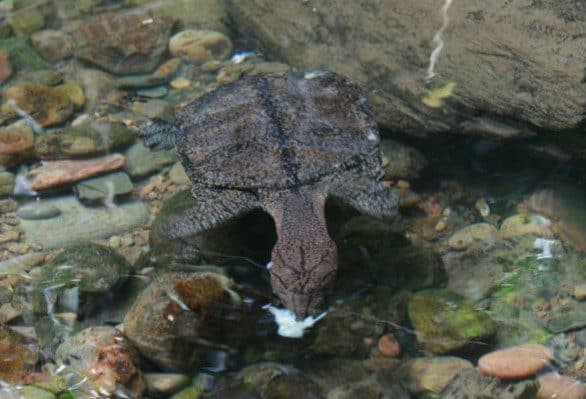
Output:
[{"xmin": 141, "ymin": 71, "xmax": 398, "ymax": 320}]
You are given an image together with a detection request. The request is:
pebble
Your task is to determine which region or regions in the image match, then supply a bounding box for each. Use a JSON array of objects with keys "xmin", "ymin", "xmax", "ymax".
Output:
[
  {"xmin": 144, "ymin": 373, "xmax": 192, "ymax": 396},
  {"xmin": 573, "ymin": 283, "xmax": 586, "ymax": 300},
  {"xmin": 499, "ymin": 214, "xmax": 552, "ymax": 238},
  {"xmin": 475, "ymin": 198, "xmax": 490, "ymax": 217},
  {"xmin": 137, "ymin": 86, "xmax": 169, "ymax": 98},
  {"xmin": 401, "ymin": 356, "xmax": 473, "ymax": 395},
  {"xmin": 170, "ymin": 77, "xmax": 191, "ymax": 89},
  {"xmin": 74, "ymin": 171, "xmax": 133, "ymax": 203},
  {"xmin": 537, "ymin": 372, "xmax": 585, "ymax": 399},
  {"xmin": 17, "ymin": 202, "xmax": 61, "ymax": 220},
  {"xmin": 477, "ymin": 344, "xmax": 552, "ymax": 379},
  {"xmin": 169, "ymin": 29, "xmax": 233, "ymax": 65},
  {"xmin": 154, "ymin": 57, "xmax": 182, "ymax": 78},
  {"xmin": 448, "ymin": 223, "xmax": 499, "ymax": 250},
  {"xmin": 377, "ymin": 333, "xmax": 401, "ymax": 357},
  {"xmin": 30, "ymin": 29, "xmax": 73, "ymax": 62},
  {"xmin": 0, "ymin": 50, "xmax": 12, "ymax": 83},
  {"xmin": 168, "ymin": 162, "xmax": 191, "ymax": 185}
]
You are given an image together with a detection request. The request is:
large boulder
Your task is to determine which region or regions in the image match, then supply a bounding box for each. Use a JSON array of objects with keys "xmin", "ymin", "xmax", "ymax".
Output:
[{"xmin": 226, "ymin": 1, "xmax": 585, "ymax": 145}]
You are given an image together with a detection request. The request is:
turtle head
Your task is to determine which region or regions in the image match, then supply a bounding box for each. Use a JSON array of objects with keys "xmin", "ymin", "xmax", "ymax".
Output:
[{"xmin": 269, "ymin": 236, "xmax": 337, "ymax": 321}]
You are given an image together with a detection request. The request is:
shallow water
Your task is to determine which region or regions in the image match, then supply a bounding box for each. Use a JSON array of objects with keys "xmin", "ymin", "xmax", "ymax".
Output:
[{"xmin": 0, "ymin": 1, "xmax": 585, "ymax": 399}]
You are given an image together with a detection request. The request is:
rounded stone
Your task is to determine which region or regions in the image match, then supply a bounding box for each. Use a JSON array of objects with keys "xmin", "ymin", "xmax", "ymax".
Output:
[
  {"xmin": 169, "ymin": 29, "xmax": 233, "ymax": 65},
  {"xmin": 478, "ymin": 344, "xmax": 553, "ymax": 379},
  {"xmin": 377, "ymin": 333, "xmax": 400, "ymax": 357},
  {"xmin": 537, "ymin": 372, "xmax": 585, "ymax": 399},
  {"xmin": 401, "ymin": 356, "xmax": 473, "ymax": 395},
  {"xmin": 448, "ymin": 223, "xmax": 499, "ymax": 250},
  {"xmin": 17, "ymin": 202, "xmax": 61, "ymax": 220},
  {"xmin": 30, "ymin": 29, "xmax": 73, "ymax": 62}
]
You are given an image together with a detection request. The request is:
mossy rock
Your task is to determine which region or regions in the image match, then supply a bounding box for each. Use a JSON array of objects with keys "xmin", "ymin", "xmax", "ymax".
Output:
[
  {"xmin": 0, "ymin": 37, "xmax": 49, "ymax": 70},
  {"xmin": 35, "ymin": 121, "xmax": 134, "ymax": 160},
  {"xmin": 407, "ymin": 289, "xmax": 497, "ymax": 354},
  {"xmin": 34, "ymin": 243, "xmax": 131, "ymax": 293}
]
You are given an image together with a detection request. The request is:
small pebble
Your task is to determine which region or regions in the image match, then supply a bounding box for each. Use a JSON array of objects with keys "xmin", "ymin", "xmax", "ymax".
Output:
[
  {"xmin": 435, "ymin": 218, "xmax": 448, "ymax": 232},
  {"xmin": 170, "ymin": 77, "xmax": 191, "ymax": 89},
  {"xmin": 475, "ymin": 198, "xmax": 490, "ymax": 217},
  {"xmin": 537, "ymin": 372, "xmax": 585, "ymax": 399},
  {"xmin": 396, "ymin": 180, "xmax": 410, "ymax": 189},
  {"xmin": 17, "ymin": 203, "xmax": 61, "ymax": 220},
  {"xmin": 478, "ymin": 344, "xmax": 552, "ymax": 379},
  {"xmin": 377, "ymin": 333, "xmax": 401, "ymax": 357},
  {"xmin": 572, "ymin": 283, "xmax": 586, "ymax": 300},
  {"xmin": 109, "ymin": 235, "xmax": 121, "ymax": 248}
]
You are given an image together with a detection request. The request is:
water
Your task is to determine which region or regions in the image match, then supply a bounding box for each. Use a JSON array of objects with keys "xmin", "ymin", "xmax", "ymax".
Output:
[{"xmin": 0, "ymin": 1, "xmax": 584, "ymax": 398}]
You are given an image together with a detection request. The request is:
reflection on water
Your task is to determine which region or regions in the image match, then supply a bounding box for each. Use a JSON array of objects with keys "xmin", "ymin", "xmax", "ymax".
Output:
[{"xmin": 0, "ymin": 1, "xmax": 585, "ymax": 398}]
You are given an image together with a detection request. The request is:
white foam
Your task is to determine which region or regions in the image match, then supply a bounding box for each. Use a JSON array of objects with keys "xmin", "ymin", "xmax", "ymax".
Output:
[
  {"xmin": 426, "ymin": 0, "xmax": 453, "ymax": 81},
  {"xmin": 264, "ymin": 304, "xmax": 326, "ymax": 338}
]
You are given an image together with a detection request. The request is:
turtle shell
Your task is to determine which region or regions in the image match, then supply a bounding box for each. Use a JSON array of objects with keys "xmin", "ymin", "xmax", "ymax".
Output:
[{"xmin": 174, "ymin": 71, "xmax": 381, "ymax": 189}]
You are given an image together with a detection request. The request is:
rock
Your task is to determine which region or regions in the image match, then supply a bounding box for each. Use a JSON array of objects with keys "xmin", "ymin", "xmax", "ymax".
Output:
[
  {"xmin": 33, "ymin": 243, "xmax": 131, "ymax": 294},
  {"xmin": 117, "ymin": 73, "xmax": 168, "ymax": 89},
  {"xmin": 144, "ymin": 373, "xmax": 192, "ymax": 397},
  {"xmin": 131, "ymin": 99, "xmax": 173, "ymax": 119},
  {"xmin": 123, "ymin": 270, "xmax": 256, "ymax": 370},
  {"xmin": 250, "ymin": 61, "xmax": 292, "ymax": 75},
  {"xmin": 448, "ymin": 223, "xmax": 499, "ymax": 250},
  {"xmin": 9, "ymin": 5, "xmax": 45, "ymax": 36},
  {"xmin": 399, "ymin": 357, "xmax": 473, "ymax": 395},
  {"xmin": 524, "ymin": 185, "xmax": 586, "ymax": 252},
  {"xmin": 573, "ymin": 283, "xmax": 586, "ymax": 300},
  {"xmin": 442, "ymin": 242, "xmax": 506, "ymax": 300},
  {"xmin": 170, "ymin": 77, "xmax": 191, "ymax": 89},
  {"xmin": 0, "ymin": 49, "xmax": 12, "ymax": 83},
  {"xmin": 30, "ymin": 29, "xmax": 73, "ymax": 62},
  {"xmin": 0, "ymin": 37, "xmax": 50, "ymax": 71},
  {"xmin": 53, "ymin": 82, "xmax": 85, "ymax": 109},
  {"xmin": 0, "ymin": 324, "xmax": 38, "ymax": 384},
  {"xmin": 20, "ymin": 196, "xmax": 148, "ymax": 249},
  {"xmin": 55, "ymin": 326, "xmax": 145, "ymax": 398},
  {"xmin": 1, "ymin": 83, "xmax": 77, "ymax": 127},
  {"xmin": 74, "ymin": 172, "xmax": 133, "ymax": 203},
  {"xmin": 380, "ymin": 139, "xmax": 427, "ymax": 180},
  {"xmin": 14, "ymin": 69, "xmax": 63, "ymax": 86},
  {"xmin": 52, "ymin": 0, "xmax": 101, "ymax": 19},
  {"xmin": 0, "ymin": 120, "xmax": 35, "ymax": 156},
  {"xmin": 169, "ymin": 162, "xmax": 191, "ymax": 185},
  {"xmin": 26, "ymin": 153, "xmax": 125, "ymax": 191},
  {"xmin": 137, "ymin": 86, "xmax": 169, "ymax": 98},
  {"xmin": 407, "ymin": 289, "xmax": 497, "ymax": 354},
  {"xmin": 64, "ymin": 8, "xmax": 175, "ymax": 75},
  {"xmin": 210, "ymin": 363, "xmax": 323, "ymax": 399},
  {"xmin": 500, "ymin": 214, "xmax": 553, "ymax": 238},
  {"xmin": 71, "ymin": 68, "xmax": 117, "ymax": 111},
  {"xmin": 478, "ymin": 344, "xmax": 552, "ymax": 379},
  {"xmin": 154, "ymin": 0, "xmax": 228, "ymax": 33},
  {"xmin": 35, "ymin": 121, "xmax": 134, "ymax": 160},
  {"xmin": 537, "ymin": 372, "xmax": 585, "ymax": 399},
  {"xmin": 0, "ymin": 171, "xmax": 14, "ymax": 197},
  {"xmin": 17, "ymin": 202, "xmax": 60, "ymax": 220},
  {"xmin": 0, "ymin": 252, "xmax": 46, "ymax": 274},
  {"xmin": 19, "ymin": 386, "xmax": 55, "ymax": 399},
  {"xmin": 124, "ymin": 142, "xmax": 176, "ymax": 178},
  {"xmin": 377, "ymin": 333, "xmax": 400, "ymax": 357},
  {"xmin": 439, "ymin": 368, "xmax": 538, "ymax": 399},
  {"xmin": 169, "ymin": 29, "xmax": 233, "ymax": 65},
  {"xmin": 225, "ymin": 1, "xmax": 585, "ymax": 146},
  {"xmin": 544, "ymin": 301, "xmax": 586, "ymax": 333},
  {"xmin": 326, "ymin": 376, "xmax": 409, "ymax": 399}
]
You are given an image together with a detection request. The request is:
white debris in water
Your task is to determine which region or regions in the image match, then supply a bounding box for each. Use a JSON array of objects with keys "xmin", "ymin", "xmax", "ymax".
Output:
[
  {"xmin": 531, "ymin": 214, "xmax": 551, "ymax": 227},
  {"xmin": 264, "ymin": 304, "xmax": 327, "ymax": 338},
  {"xmin": 304, "ymin": 70, "xmax": 327, "ymax": 80},
  {"xmin": 231, "ymin": 51, "xmax": 254, "ymax": 64},
  {"xmin": 6, "ymin": 99, "xmax": 44, "ymax": 135},
  {"xmin": 534, "ymin": 238, "xmax": 556, "ymax": 260},
  {"xmin": 102, "ymin": 180, "xmax": 117, "ymax": 209},
  {"xmin": 366, "ymin": 129, "xmax": 379, "ymax": 142},
  {"xmin": 426, "ymin": 0, "xmax": 453, "ymax": 80},
  {"xmin": 266, "ymin": 261, "xmax": 273, "ymax": 270},
  {"xmin": 13, "ymin": 169, "xmax": 37, "ymax": 197}
]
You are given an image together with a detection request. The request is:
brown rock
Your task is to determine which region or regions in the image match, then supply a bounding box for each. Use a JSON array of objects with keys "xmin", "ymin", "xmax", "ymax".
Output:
[
  {"xmin": 537, "ymin": 372, "xmax": 586, "ymax": 399},
  {"xmin": 2, "ymin": 84, "xmax": 76, "ymax": 127},
  {"xmin": 0, "ymin": 50, "xmax": 12, "ymax": 83},
  {"xmin": 478, "ymin": 344, "xmax": 553, "ymax": 379},
  {"xmin": 448, "ymin": 223, "xmax": 499, "ymax": 250},
  {"xmin": 64, "ymin": 8, "xmax": 175, "ymax": 75},
  {"xmin": 0, "ymin": 325, "xmax": 38, "ymax": 384},
  {"xmin": 377, "ymin": 333, "xmax": 400, "ymax": 357},
  {"xmin": 30, "ymin": 29, "xmax": 74, "ymax": 62},
  {"xmin": 169, "ymin": 29, "xmax": 233, "ymax": 65},
  {"xmin": 0, "ymin": 121, "xmax": 34, "ymax": 155},
  {"xmin": 401, "ymin": 356, "xmax": 474, "ymax": 395},
  {"xmin": 26, "ymin": 153, "xmax": 125, "ymax": 190}
]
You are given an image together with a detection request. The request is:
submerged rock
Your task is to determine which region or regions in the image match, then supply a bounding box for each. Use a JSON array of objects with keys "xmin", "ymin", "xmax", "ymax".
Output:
[
  {"xmin": 26, "ymin": 153, "xmax": 125, "ymax": 191},
  {"xmin": 407, "ymin": 289, "xmax": 497, "ymax": 354},
  {"xmin": 124, "ymin": 270, "xmax": 257, "ymax": 371},
  {"xmin": 0, "ymin": 324, "xmax": 38, "ymax": 384},
  {"xmin": 64, "ymin": 8, "xmax": 175, "ymax": 75},
  {"xmin": 448, "ymin": 223, "xmax": 499, "ymax": 250},
  {"xmin": 55, "ymin": 326, "xmax": 145, "ymax": 398},
  {"xmin": 0, "ymin": 49, "xmax": 12, "ymax": 83},
  {"xmin": 20, "ymin": 196, "xmax": 148, "ymax": 249},
  {"xmin": 30, "ymin": 29, "xmax": 73, "ymax": 63},
  {"xmin": 399, "ymin": 357, "xmax": 473, "ymax": 396},
  {"xmin": 0, "ymin": 171, "xmax": 15, "ymax": 197},
  {"xmin": 124, "ymin": 142, "xmax": 176, "ymax": 178},
  {"xmin": 74, "ymin": 172, "xmax": 134, "ymax": 203},
  {"xmin": 379, "ymin": 139, "xmax": 427, "ymax": 180},
  {"xmin": 17, "ymin": 202, "xmax": 61, "ymax": 220},
  {"xmin": 439, "ymin": 368, "xmax": 538, "ymax": 399},
  {"xmin": 537, "ymin": 372, "xmax": 586, "ymax": 399},
  {"xmin": 169, "ymin": 29, "xmax": 233, "ymax": 65},
  {"xmin": 225, "ymin": 0, "xmax": 584, "ymax": 146},
  {"xmin": 478, "ymin": 344, "xmax": 552, "ymax": 380}
]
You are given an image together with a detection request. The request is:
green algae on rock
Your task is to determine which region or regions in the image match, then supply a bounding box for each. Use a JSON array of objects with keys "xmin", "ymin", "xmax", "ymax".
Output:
[{"xmin": 407, "ymin": 289, "xmax": 497, "ymax": 354}]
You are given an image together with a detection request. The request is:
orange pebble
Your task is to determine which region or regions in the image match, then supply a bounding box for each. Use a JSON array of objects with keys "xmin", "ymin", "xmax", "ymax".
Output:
[
  {"xmin": 377, "ymin": 333, "xmax": 401, "ymax": 357},
  {"xmin": 478, "ymin": 344, "xmax": 552, "ymax": 379}
]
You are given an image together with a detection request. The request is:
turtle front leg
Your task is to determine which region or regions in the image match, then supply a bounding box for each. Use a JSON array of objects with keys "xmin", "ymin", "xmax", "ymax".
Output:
[
  {"xmin": 328, "ymin": 175, "xmax": 399, "ymax": 218},
  {"xmin": 153, "ymin": 185, "xmax": 260, "ymax": 262}
]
